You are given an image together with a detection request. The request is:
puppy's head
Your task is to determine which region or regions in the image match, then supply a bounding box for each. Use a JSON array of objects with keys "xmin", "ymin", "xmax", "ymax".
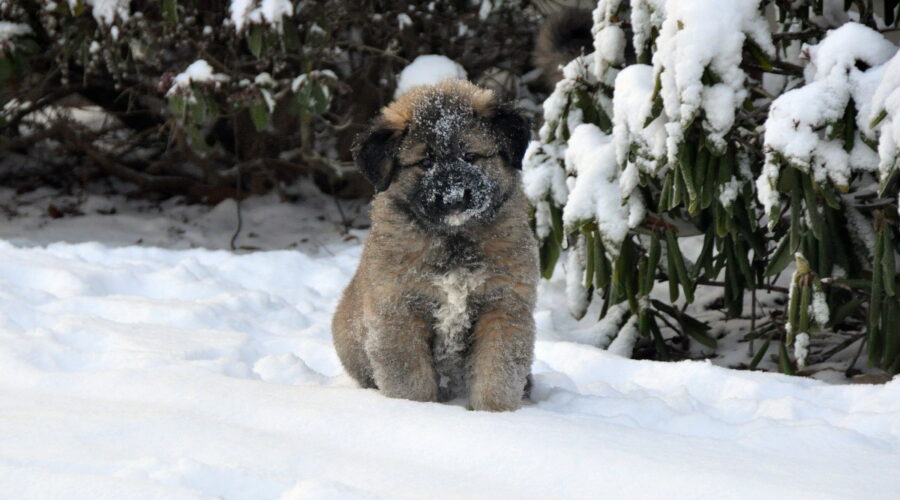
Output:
[{"xmin": 353, "ymin": 80, "xmax": 531, "ymax": 232}]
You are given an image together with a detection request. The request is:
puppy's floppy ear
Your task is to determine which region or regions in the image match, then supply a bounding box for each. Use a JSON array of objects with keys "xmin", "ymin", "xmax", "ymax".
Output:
[
  {"xmin": 353, "ymin": 120, "xmax": 399, "ymax": 192},
  {"xmin": 491, "ymin": 105, "xmax": 532, "ymax": 169}
]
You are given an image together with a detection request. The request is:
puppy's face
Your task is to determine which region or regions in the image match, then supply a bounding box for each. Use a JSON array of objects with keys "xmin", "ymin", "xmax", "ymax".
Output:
[{"xmin": 353, "ymin": 81, "xmax": 530, "ymax": 233}]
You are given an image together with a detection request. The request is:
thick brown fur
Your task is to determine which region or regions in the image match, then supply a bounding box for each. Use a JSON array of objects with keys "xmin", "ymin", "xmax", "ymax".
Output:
[
  {"xmin": 332, "ymin": 80, "xmax": 538, "ymax": 412},
  {"xmin": 533, "ymin": 7, "xmax": 594, "ymax": 87}
]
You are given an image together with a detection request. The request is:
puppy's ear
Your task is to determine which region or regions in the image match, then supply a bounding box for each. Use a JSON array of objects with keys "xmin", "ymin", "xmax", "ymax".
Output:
[
  {"xmin": 491, "ymin": 105, "xmax": 532, "ymax": 169},
  {"xmin": 353, "ymin": 121, "xmax": 399, "ymax": 192}
]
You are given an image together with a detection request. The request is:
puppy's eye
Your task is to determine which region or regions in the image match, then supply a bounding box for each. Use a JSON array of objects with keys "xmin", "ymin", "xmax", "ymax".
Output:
[
  {"xmin": 418, "ymin": 158, "xmax": 433, "ymax": 170},
  {"xmin": 463, "ymin": 152, "xmax": 481, "ymax": 163}
]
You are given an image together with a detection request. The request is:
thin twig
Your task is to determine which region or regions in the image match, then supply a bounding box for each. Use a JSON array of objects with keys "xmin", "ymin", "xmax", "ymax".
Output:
[{"xmin": 230, "ymin": 164, "xmax": 243, "ymax": 251}]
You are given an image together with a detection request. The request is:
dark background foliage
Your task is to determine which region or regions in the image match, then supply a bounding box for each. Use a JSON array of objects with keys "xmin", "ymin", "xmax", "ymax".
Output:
[{"xmin": 1, "ymin": 1, "xmax": 543, "ymax": 202}]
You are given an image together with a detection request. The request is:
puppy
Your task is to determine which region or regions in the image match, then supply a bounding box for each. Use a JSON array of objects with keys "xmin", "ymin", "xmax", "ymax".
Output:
[{"xmin": 332, "ymin": 80, "xmax": 538, "ymax": 411}]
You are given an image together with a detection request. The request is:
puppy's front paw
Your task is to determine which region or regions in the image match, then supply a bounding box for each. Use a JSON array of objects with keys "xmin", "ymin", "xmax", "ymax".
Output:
[
  {"xmin": 377, "ymin": 366, "xmax": 438, "ymax": 403},
  {"xmin": 469, "ymin": 380, "xmax": 523, "ymax": 412}
]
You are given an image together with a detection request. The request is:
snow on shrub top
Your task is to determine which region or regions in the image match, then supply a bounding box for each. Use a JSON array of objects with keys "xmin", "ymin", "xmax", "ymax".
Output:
[
  {"xmin": 612, "ymin": 64, "xmax": 666, "ymax": 174},
  {"xmin": 643, "ymin": 0, "xmax": 773, "ymax": 156},
  {"xmin": 758, "ymin": 23, "xmax": 899, "ymax": 216},
  {"xmin": 0, "ymin": 21, "xmax": 31, "ymax": 47},
  {"xmin": 75, "ymin": 0, "xmax": 131, "ymax": 26},
  {"xmin": 394, "ymin": 55, "xmax": 468, "ymax": 98},
  {"xmin": 563, "ymin": 123, "xmax": 643, "ymax": 255},
  {"xmin": 869, "ymin": 51, "xmax": 900, "ymax": 194},
  {"xmin": 167, "ymin": 60, "xmax": 230, "ymax": 96},
  {"xmin": 230, "ymin": 0, "xmax": 294, "ymax": 32}
]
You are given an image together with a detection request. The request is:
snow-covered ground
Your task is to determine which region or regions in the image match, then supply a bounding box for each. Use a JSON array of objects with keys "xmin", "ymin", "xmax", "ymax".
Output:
[{"xmin": 1, "ymin": 184, "xmax": 898, "ymax": 499}]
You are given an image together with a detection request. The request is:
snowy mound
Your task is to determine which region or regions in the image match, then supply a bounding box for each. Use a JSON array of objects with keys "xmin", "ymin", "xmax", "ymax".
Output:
[
  {"xmin": 395, "ymin": 55, "xmax": 468, "ymax": 98},
  {"xmin": 0, "ymin": 239, "xmax": 898, "ymax": 498}
]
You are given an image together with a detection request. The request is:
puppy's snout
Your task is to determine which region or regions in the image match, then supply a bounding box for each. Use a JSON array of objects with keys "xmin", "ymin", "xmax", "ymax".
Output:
[{"xmin": 439, "ymin": 187, "xmax": 469, "ymax": 212}]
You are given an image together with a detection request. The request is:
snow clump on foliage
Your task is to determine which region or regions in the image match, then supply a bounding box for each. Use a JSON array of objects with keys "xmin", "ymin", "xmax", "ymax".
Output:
[
  {"xmin": 394, "ymin": 55, "xmax": 468, "ymax": 97},
  {"xmin": 758, "ymin": 22, "xmax": 897, "ymax": 216},
  {"xmin": 167, "ymin": 60, "xmax": 230, "ymax": 96}
]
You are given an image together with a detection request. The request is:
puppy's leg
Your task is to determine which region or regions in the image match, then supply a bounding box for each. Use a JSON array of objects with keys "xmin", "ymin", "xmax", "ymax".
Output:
[
  {"xmin": 469, "ymin": 301, "xmax": 534, "ymax": 412},
  {"xmin": 333, "ymin": 280, "xmax": 376, "ymax": 388},
  {"xmin": 365, "ymin": 310, "xmax": 438, "ymax": 402}
]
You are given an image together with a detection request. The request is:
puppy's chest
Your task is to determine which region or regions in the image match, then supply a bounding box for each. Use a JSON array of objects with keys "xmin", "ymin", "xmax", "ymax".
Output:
[{"xmin": 430, "ymin": 267, "xmax": 486, "ymax": 336}]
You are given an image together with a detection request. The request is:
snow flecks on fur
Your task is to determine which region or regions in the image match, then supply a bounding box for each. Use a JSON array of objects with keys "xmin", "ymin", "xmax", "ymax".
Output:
[{"xmin": 431, "ymin": 268, "xmax": 485, "ymax": 391}]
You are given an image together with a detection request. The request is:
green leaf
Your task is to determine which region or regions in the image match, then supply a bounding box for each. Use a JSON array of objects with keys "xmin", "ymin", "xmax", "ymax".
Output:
[
  {"xmin": 248, "ymin": 24, "xmax": 264, "ymax": 58},
  {"xmin": 883, "ymin": 224, "xmax": 896, "ymax": 297},
  {"xmin": 648, "ymin": 315, "xmax": 671, "ymax": 360},
  {"xmin": 868, "ymin": 222, "xmax": 885, "ymax": 365},
  {"xmin": 163, "ymin": 0, "xmax": 178, "ymax": 24},
  {"xmin": 249, "ymin": 102, "xmax": 270, "ymax": 131},
  {"xmin": 790, "ymin": 186, "xmax": 802, "ymax": 253},
  {"xmin": 749, "ymin": 338, "xmax": 772, "ymax": 370},
  {"xmin": 701, "ymin": 153, "xmax": 717, "ymax": 209},
  {"xmin": 778, "ymin": 340, "xmax": 796, "ymax": 375},
  {"xmin": 594, "ymin": 233, "xmax": 610, "ymax": 289},
  {"xmin": 190, "ymin": 94, "xmax": 208, "ymax": 123},
  {"xmin": 282, "ymin": 20, "xmax": 301, "ymax": 51},
  {"xmin": 585, "ymin": 230, "xmax": 596, "ymax": 289},
  {"xmin": 692, "ymin": 228, "xmax": 715, "ymax": 280},
  {"xmin": 747, "ymin": 38, "xmax": 774, "ymax": 71},
  {"xmin": 679, "ymin": 144, "xmax": 699, "ymax": 214},
  {"xmin": 797, "ymin": 282, "xmax": 811, "ymax": 336},
  {"xmin": 842, "ymin": 99, "xmax": 856, "ymax": 152},
  {"xmin": 168, "ymin": 95, "xmax": 186, "ymax": 117},
  {"xmin": 643, "ymin": 72, "xmax": 664, "ymax": 128},
  {"xmin": 883, "ymin": 298, "xmax": 900, "ymax": 370},
  {"xmin": 642, "ymin": 231, "xmax": 661, "ymax": 295},
  {"xmin": 732, "ymin": 235, "xmax": 755, "ymax": 288},
  {"xmin": 651, "ymin": 299, "xmax": 715, "ymax": 348},
  {"xmin": 540, "ymin": 238, "xmax": 560, "ymax": 280},
  {"xmin": 310, "ymin": 83, "xmax": 330, "ymax": 115},
  {"xmin": 830, "ymin": 296, "xmax": 862, "ymax": 327},
  {"xmin": 870, "ymin": 109, "xmax": 888, "ymax": 130},
  {"xmin": 659, "ymin": 170, "xmax": 673, "ymax": 211},
  {"xmin": 666, "ymin": 228, "xmax": 694, "ymax": 303},
  {"xmin": 801, "ymin": 174, "xmax": 824, "ymax": 240},
  {"xmin": 665, "ymin": 230, "xmax": 680, "ymax": 302}
]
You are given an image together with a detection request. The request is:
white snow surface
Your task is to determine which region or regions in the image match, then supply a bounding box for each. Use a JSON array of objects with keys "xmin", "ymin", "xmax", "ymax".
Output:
[
  {"xmin": 394, "ymin": 55, "xmax": 467, "ymax": 98},
  {"xmin": 0, "ymin": 186, "xmax": 899, "ymax": 498},
  {"xmin": 1, "ymin": 236, "xmax": 899, "ymax": 498}
]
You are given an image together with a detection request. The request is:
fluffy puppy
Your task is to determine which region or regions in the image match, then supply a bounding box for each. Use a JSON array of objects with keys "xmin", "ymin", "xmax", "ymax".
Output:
[{"xmin": 332, "ymin": 80, "xmax": 538, "ymax": 412}]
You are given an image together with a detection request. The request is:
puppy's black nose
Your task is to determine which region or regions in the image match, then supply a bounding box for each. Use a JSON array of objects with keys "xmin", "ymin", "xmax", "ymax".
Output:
[{"xmin": 441, "ymin": 188, "xmax": 468, "ymax": 212}]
